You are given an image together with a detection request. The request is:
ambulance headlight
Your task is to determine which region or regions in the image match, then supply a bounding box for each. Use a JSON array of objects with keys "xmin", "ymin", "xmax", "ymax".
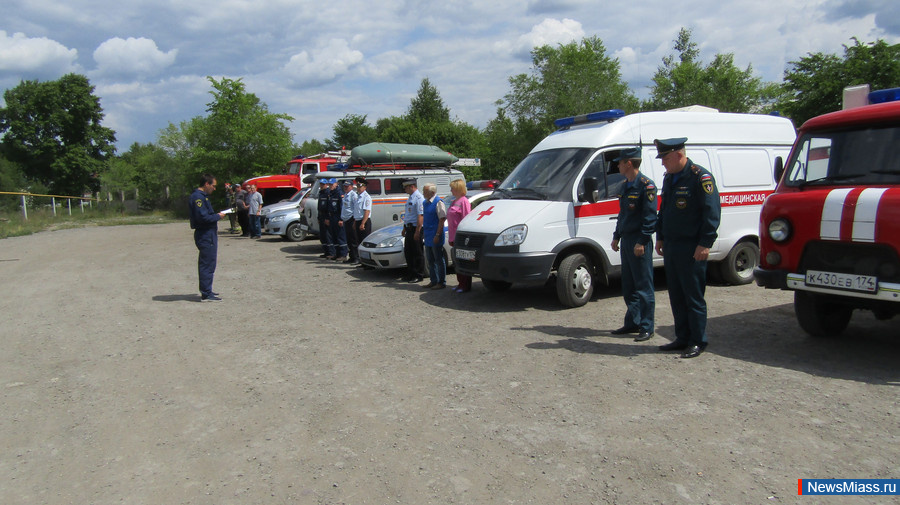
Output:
[
  {"xmin": 768, "ymin": 218, "xmax": 791, "ymax": 242},
  {"xmin": 495, "ymin": 225, "xmax": 527, "ymax": 246}
]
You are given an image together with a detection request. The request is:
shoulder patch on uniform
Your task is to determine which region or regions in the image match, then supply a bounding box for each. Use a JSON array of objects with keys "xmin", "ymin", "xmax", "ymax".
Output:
[
  {"xmin": 195, "ymin": 199, "xmax": 203, "ymax": 207},
  {"xmin": 702, "ymin": 179, "xmax": 714, "ymax": 194},
  {"xmin": 647, "ymin": 191, "xmax": 656, "ymax": 203}
]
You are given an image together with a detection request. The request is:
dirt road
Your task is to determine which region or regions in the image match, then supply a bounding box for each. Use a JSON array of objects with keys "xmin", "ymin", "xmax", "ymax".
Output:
[{"xmin": 1, "ymin": 223, "xmax": 898, "ymax": 504}]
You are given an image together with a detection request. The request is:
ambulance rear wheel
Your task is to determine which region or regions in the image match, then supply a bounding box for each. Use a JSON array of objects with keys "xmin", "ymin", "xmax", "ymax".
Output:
[
  {"xmin": 794, "ymin": 291, "xmax": 851, "ymax": 337},
  {"xmin": 719, "ymin": 241, "xmax": 759, "ymax": 285},
  {"xmin": 482, "ymin": 279, "xmax": 512, "ymax": 292},
  {"xmin": 556, "ymin": 253, "xmax": 594, "ymax": 308}
]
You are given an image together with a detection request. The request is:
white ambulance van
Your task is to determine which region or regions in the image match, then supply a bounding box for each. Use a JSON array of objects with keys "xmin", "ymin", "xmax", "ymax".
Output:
[{"xmin": 453, "ymin": 108, "xmax": 796, "ymax": 307}]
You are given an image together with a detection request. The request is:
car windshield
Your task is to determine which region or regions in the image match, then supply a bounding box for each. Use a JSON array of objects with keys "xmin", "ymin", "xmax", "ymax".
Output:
[
  {"xmin": 495, "ymin": 148, "xmax": 593, "ymax": 202},
  {"xmin": 785, "ymin": 126, "xmax": 900, "ymax": 186}
]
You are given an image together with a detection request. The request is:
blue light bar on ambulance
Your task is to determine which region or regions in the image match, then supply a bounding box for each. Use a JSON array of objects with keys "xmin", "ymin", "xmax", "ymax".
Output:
[
  {"xmin": 868, "ymin": 87, "xmax": 900, "ymax": 104},
  {"xmin": 554, "ymin": 109, "xmax": 625, "ymax": 129}
]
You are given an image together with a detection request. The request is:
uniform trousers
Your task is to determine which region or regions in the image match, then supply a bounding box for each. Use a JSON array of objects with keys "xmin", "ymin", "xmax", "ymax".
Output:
[
  {"xmin": 620, "ymin": 235, "xmax": 655, "ymax": 333},
  {"xmin": 319, "ymin": 217, "xmax": 334, "ymax": 256},
  {"xmin": 194, "ymin": 228, "xmax": 218, "ymax": 296},
  {"xmin": 343, "ymin": 218, "xmax": 358, "ymax": 260},
  {"xmin": 403, "ymin": 224, "xmax": 426, "ymax": 278},
  {"xmin": 663, "ymin": 240, "xmax": 708, "ymax": 346}
]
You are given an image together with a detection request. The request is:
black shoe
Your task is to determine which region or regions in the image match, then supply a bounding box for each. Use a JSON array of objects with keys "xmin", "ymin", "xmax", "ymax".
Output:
[
  {"xmin": 407, "ymin": 276, "xmax": 423, "ymax": 283},
  {"xmin": 201, "ymin": 294, "xmax": 222, "ymax": 302},
  {"xmin": 319, "ymin": 254, "xmax": 329, "ymax": 258},
  {"xmin": 634, "ymin": 331, "xmax": 654, "ymax": 342},
  {"xmin": 423, "ymin": 282, "xmax": 437, "ymax": 288},
  {"xmin": 658, "ymin": 341, "xmax": 688, "ymax": 351},
  {"xmin": 343, "ymin": 258, "xmax": 358, "ymax": 264},
  {"xmin": 680, "ymin": 345, "xmax": 705, "ymax": 359},
  {"xmin": 611, "ymin": 325, "xmax": 640, "ymax": 335}
]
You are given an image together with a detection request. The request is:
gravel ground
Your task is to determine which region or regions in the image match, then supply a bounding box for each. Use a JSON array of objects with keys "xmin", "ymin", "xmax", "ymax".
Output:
[{"xmin": 1, "ymin": 223, "xmax": 898, "ymax": 505}]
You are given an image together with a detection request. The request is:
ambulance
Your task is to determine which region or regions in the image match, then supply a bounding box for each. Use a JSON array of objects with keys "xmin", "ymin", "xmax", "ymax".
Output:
[
  {"xmin": 754, "ymin": 86, "xmax": 900, "ymax": 336},
  {"xmin": 453, "ymin": 108, "xmax": 796, "ymax": 307}
]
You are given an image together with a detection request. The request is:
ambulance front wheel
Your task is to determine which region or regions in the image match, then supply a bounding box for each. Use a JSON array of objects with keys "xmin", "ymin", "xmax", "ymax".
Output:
[
  {"xmin": 719, "ymin": 241, "xmax": 759, "ymax": 285},
  {"xmin": 794, "ymin": 291, "xmax": 851, "ymax": 337},
  {"xmin": 556, "ymin": 253, "xmax": 594, "ymax": 308}
]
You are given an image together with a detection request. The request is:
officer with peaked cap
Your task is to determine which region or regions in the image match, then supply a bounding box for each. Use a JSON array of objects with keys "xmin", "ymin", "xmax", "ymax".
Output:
[
  {"xmin": 610, "ymin": 147, "xmax": 657, "ymax": 342},
  {"xmin": 401, "ymin": 177, "xmax": 426, "ymax": 282},
  {"xmin": 318, "ymin": 178, "xmax": 336, "ymax": 259},
  {"xmin": 654, "ymin": 137, "xmax": 721, "ymax": 358}
]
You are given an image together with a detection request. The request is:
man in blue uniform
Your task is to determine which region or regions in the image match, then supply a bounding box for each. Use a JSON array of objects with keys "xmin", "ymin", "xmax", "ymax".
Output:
[
  {"xmin": 328, "ymin": 179, "xmax": 349, "ymax": 261},
  {"xmin": 189, "ymin": 174, "xmax": 225, "ymax": 301},
  {"xmin": 610, "ymin": 147, "xmax": 657, "ymax": 342},
  {"xmin": 654, "ymin": 138, "xmax": 721, "ymax": 358},
  {"xmin": 401, "ymin": 178, "xmax": 426, "ymax": 283},
  {"xmin": 318, "ymin": 179, "xmax": 335, "ymax": 259}
]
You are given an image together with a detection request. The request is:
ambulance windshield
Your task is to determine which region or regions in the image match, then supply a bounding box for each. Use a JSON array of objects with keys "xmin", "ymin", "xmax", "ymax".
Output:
[
  {"xmin": 497, "ymin": 148, "xmax": 593, "ymax": 201},
  {"xmin": 785, "ymin": 126, "xmax": 900, "ymax": 186}
]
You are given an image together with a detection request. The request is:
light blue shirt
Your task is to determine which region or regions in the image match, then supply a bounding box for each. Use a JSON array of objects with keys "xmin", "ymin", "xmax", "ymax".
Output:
[
  {"xmin": 403, "ymin": 189, "xmax": 424, "ymax": 225},
  {"xmin": 354, "ymin": 190, "xmax": 372, "ymax": 220},
  {"xmin": 341, "ymin": 189, "xmax": 357, "ymax": 221}
]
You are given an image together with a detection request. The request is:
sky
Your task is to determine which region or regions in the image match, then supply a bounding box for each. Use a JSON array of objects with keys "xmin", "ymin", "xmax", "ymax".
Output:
[{"xmin": 2, "ymin": 0, "xmax": 899, "ymax": 152}]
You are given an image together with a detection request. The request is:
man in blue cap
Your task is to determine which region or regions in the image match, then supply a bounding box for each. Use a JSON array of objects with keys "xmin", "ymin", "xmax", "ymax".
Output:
[
  {"xmin": 318, "ymin": 178, "xmax": 336, "ymax": 259},
  {"xmin": 654, "ymin": 137, "xmax": 721, "ymax": 358},
  {"xmin": 610, "ymin": 147, "xmax": 657, "ymax": 342}
]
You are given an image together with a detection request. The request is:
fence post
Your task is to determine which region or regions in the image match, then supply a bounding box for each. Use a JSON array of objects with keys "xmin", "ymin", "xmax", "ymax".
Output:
[
  {"xmin": 21, "ymin": 195, "xmax": 28, "ymax": 220},
  {"xmin": 52, "ymin": 197, "xmax": 57, "ymax": 216},
  {"xmin": 80, "ymin": 199, "xmax": 85, "ymax": 213},
  {"xmin": 68, "ymin": 198, "xmax": 72, "ymax": 216}
]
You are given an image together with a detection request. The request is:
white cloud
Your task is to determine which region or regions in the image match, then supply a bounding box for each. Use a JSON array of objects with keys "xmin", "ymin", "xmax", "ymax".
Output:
[
  {"xmin": 282, "ymin": 39, "xmax": 364, "ymax": 88},
  {"xmin": 359, "ymin": 50, "xmax": 421, "ymax": 80},
  {"xmin": 495, "ymin": 18, "xmax": 585, "ymax": 58},
  {"xmin": 0, "ymin": 31, "xmax": 78, "ymax": 75},
  {"xmin": 92, "ymin": 37, "xmax": 177, "ymax": 76}
]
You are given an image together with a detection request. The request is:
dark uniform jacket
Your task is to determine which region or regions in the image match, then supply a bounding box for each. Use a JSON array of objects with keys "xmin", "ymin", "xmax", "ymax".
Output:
[
  {"xmin": 656, "ymin": 159, "xmax": 721, "ymax": 248},
  {"xmin": 189, "ymin": 188, "xmax": 219, "ymax": 231},
  {"xmin": 613, "ymin": 174, "xmax": 657, "ymax": 245},
  {"xmin": 317, "ymin": 187, "xmax": 331, "ymax": 221},
  {"xmin": 327, "ymin": 187, "xmax": 343, "ymax": 222}
]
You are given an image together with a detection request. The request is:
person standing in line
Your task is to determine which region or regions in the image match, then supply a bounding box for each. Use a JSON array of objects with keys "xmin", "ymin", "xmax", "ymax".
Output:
[
  {"xmin": 446, "ymin": 178, "xmax": 472, "ymax": 293},
  {"xmin": 235, "ymin": 183, "xmax": 250, "ymax": 237},
  {"xmin": 318, "ymin": 179, "xmax": 335, "ymax": 259},
  {"xmin": 421, "ymin": 182, "xmax": 447, "ymax": 289},
  {"xmin": 338, "ymin": 180, "xmax": 358, "ymax": 264},
  {"xmin": 189, "ymin": 174, "xmax": 225, "ymax": 301},
  {"xmin": 610, "ymin": 147, "xmax": 657, "ymax": 342},
  {"xmin": 248, "ymin": 184, "xmax": 263, "ymax": 239},
  {"xmin": 654, "ymin": 137, "xmax": 721, "ymax": 359},
  {"xmin": 400, "ymin": 178, "xmax": 426, "ymax": 283},
  {"xmin": 354, "ymin": 178, "xmax": 372, "ymax": 244},
  {"xmin": 225, "ymin": 183, "xmax": 239, "ymax": 233},
  {"xmin": 328, "ymin": 178, "xmax": 348, "ymax": 261}
]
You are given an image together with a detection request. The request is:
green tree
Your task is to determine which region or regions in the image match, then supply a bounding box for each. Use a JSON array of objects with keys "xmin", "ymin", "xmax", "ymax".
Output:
[
  {"xmin": 328, "ymin": 114, "xmax": 377, "ymax": 149},
  {"xmin": 0, "ymin": 73, "xmax": 116, "ymax": 196},
  {"xmin": 298, "ymin": 139, "xmax": 327, "ymax": 156},
  {"xmin": 481, "ymin": 107, "xmax": 541, "ymax": 181},
  {"xmin": 407, "ymin": 78, "xmax": 450, "ymax": 123},
  {"xmin": 187, "ymin": 77, "xmax": 295, "ymax": 185},
  {"xmin": 502, "ymin": 36, "xmax": 638, "ymax": 141},
  {"xmin": 647, "ymin": 28, "xmax": 777, "ymax": 112},
  {"xmin": 778, "ymin": 38, "xmax": 900, "ymax": 125}
]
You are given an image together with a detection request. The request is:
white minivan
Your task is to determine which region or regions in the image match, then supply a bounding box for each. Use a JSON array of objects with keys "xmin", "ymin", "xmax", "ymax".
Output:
[{"xmin": 453, "ymin": 108, "xmax": 797, "ymax": 307}]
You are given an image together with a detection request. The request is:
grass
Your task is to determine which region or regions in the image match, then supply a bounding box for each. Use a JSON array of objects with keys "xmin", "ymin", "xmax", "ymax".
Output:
[{"xmin": 0, "ymin": 206, "xmax": 180, "ymax": 239}]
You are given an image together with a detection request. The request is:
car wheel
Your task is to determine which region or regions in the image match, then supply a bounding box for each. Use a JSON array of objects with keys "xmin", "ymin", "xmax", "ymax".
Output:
[
  {"xmin": 482, "ymin": 279, "xmax": 512, "ymax": 292},
  {"xmin": 719, "ymin": 241, "xmax": 759, "ymax": 285},
  {"xmin": 285, "ymin": 222, "xmax": 307, "ymax": 242},
  {"xmin": 556, "ymin": 253, "xmax": 593, "ymax": 308},
  {"xmin": 794, "ymin": 291, "xmax": 851, "ymax": 337}
]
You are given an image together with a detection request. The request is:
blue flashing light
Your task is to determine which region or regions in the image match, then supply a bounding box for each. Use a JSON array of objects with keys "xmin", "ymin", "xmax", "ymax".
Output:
[
  {"xmin": 328, "ymin": 162, "xmax": 349, "ymax": 171},
  {"xmin": 868, "ymin": 87, "xmax": 900, "ymax": 104},
  {"xmin": 554, "ymin": 109, "xmax": 625, "ymax": 129}
]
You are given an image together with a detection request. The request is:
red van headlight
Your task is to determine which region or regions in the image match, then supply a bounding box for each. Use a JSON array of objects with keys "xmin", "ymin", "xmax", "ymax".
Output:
[{"xmin": 768, "ymin": 218, "xmax": 791, "ymax": 243}]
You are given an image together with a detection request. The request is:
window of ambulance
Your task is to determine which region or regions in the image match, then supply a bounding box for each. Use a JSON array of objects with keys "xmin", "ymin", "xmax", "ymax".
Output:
[
  {"xmin": 576, "ymin": 151, "xmax": 627, "ymax": 201},
  {"xmin": 496, "ymin": 148, "xmax": 593, "ymax": 201}
]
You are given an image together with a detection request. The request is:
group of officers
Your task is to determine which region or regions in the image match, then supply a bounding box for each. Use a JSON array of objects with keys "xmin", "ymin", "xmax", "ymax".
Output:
[
  {"xmin": 192, "ymin": 136, "xmax": 722, "ymax": 357},
  {"xmin": 611, "ymin": 137, "xmax": 721, "ymax": 359},
  {"xmin": 316, "ymin": 177, "xmax": 373, "ymax": 263}
]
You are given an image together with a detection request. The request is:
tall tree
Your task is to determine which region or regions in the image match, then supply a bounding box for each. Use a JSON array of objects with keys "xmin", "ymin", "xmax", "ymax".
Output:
[
  {"xmin": 188, "ymin": 77, "xmax": 295, "ymax": 184},
  {"xmin": 407, "ymin": 78, "xmax": 450, "ymax": 123},
  {"xmin": 647, "ymin": 28, "xmax": 777, "ymax": 113},
  {"xmin": 778, "ymin": 38, "xmax": 900, "ymax": 125},
  {"xmin": 0, "ymin": 74, "xmax": 116, "ymax": 196},
  {"xmin": 328, "ymin": 114, "xmax": 377, "ymax": 149},
  {"xmin": 502, "ymin": 36, "xmax": 638, "ymax": 142}
]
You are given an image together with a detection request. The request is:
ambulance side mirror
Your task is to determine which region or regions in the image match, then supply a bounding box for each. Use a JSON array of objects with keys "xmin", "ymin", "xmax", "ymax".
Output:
[
  {"xmin": 773, "ymin": 156, "xmax": 784, "ymax": 184},
  {"xmin": 581, "ymin": 177, "xmax": 600, "ymax": 203}
]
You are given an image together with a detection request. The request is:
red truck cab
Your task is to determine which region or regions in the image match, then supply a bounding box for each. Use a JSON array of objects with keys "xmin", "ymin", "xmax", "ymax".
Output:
[
  {"xmin": 754, "ymin": 87, "xmax": 900, "ymax": 336},
  {"xmin": 244, "ymin": 152, "xmax": 347, "ymax": 206}
]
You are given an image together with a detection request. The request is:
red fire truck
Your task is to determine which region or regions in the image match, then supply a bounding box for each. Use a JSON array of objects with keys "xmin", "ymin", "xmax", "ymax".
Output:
[
  {"xmin": 244, "ymin": 151, "xmax": 348, "ymax": 206},
  {"xmin": 754, "ymin": 86, "xmax": 900, "ymax": 336}
]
